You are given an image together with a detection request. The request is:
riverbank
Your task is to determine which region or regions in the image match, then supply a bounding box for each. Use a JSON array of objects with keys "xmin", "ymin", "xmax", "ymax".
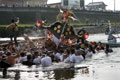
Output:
[
  {"xmin": 0, "ymin": 23, "xmax": 120, "ymax": 37},
  {"xmin": 76, "ymin": 24, "xmax": 120, "ymax": 34}
]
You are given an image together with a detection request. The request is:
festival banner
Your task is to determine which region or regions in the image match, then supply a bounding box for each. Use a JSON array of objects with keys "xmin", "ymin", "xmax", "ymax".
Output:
[
  {"xmin": 63, "ymin": 24, "xmax": 77, "ymax": 39},
  {"xmin": 48, "ymin": 22, "xmax": 64, "ymax": 39}
]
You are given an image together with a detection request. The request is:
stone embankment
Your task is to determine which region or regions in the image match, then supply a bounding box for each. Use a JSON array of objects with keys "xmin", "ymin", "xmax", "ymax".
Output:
[{"xmin": 75, "ymin": 24, "xmax": 120, "ymax": 34}]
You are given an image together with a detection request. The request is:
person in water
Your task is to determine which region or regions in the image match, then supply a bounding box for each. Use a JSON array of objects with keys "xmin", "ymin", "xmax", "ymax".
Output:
[
  {"xmin": 0, "ymin": 51, "xmax": 20, "ymax": 78},
  {"xmin": 6, "ymin": 17, "xmax": 20, "ymax": 43},
  {"xmin": 108, "ymin": 32, "xmax": 116, "ymax": 43},
  {"xmin": 104, "ymin": 44, "xmax": 113, "ymax": 55}
]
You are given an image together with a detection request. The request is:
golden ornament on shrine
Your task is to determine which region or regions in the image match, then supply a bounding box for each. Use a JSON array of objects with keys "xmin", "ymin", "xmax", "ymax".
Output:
[
  {"xmin": 54, "ymin": 27, "xmax": 57, "ymax": 31},
  {"xmin": 57, "ymin": 25, "xmax": 61, "ymax": 29},
  {"xmin": 57, "ymin": 30, "xmax": 61, "ymax": 33},
  {"xmin": 69, "ymin": 31, "xmax": 72, "ymax": 35}
]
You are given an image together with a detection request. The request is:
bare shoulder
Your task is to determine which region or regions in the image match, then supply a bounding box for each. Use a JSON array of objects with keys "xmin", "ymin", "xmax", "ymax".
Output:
[{"xmin": 8, "ymin": 23, "xmax": 15, "ymax": 27}]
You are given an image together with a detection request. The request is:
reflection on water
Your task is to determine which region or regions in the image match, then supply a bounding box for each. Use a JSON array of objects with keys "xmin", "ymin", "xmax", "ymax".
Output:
[
  {"xmin": 53, "ymin": 69, "xmax": 75, "ymax": 80},
  {"xmin": 1, "ymin": 34, "xmax": 120, "ymax": 80}
]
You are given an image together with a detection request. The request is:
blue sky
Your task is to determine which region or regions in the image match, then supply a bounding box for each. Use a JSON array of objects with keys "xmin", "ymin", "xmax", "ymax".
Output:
[{"xmin": 47, "ymin": 0, "xmax": 120, "ymax": 11}]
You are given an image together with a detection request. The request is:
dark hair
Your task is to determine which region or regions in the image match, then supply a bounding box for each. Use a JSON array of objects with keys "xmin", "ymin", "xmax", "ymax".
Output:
[
  {"xmin": 11, "ymin": 19, "xmax": 15, "ymax": 23},
  {"xmin": 71, "ymin": 48, "xmax": 75, "ymax": 54},
  {"xmin": 20, "ymin": 52, "xmax": 25, "ymax": 57},
  {"xmin": 67, "ymin": 49, "xmax": 70, "ymax": 55},
  {"xmin": 60, "ymin": 49, "xmax": 64, "ymax": 53},
  {"xmin": 6, "ymin": 52, "xmax": 11, "ymax": 56},
  {"xmin": 46, "ymin": 52, "xmax": 50, "ymax": 56},
  {"xmin": 34, "ymin": 51, "xmax": 39, "ymax": 56},
  {"xmin": 89, "ymin": 45, "xmax": 95, "ymax": 53},
  {"xmin": 106, "ymin": 44, "xmax": 109, "ymax": 49},
  {"xmin": 27, "ymin": 55, "xmax": 32, "ymax": 60}
]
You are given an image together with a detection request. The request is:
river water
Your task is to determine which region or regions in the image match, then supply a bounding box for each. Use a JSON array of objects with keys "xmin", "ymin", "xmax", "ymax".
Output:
[{"xmin": 0, "ymin": 33, "xmax": 120, "ymax": 80}]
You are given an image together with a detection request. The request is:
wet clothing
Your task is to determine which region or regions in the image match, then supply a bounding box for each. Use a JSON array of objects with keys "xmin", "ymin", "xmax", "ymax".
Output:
[
  {"xmin": 64, "ymin": 57, "xmax": 70, "ymax": 63},
  {"xmin": 0, "ymin": 61, "xmax": 12, "ymax": 68},
  {"xmin": 41, "ymin": 56, "xmax": 52, "ymax": 67},
  {"xmin": 0, "ymin": 61, "xmax": 12, "ymax": 78},
  {"xmin": 33, "ymin": 56, "xmax": 41, "ymax": 64},
  {"xmin": 22, "ymin": 55, "xmax": 35, "ymax": 66},
  {"xmin": 69, "ymin": 54, "xmax": 75, "ymax": 62},
  {"xmin": 86, "ymin": 52, "xmax": 93, "ymax": 57},
  {"xmin": 22, "ymin": 60, "xmax": 35, "ymax": 66},
  {"xmin": 71, "ymin": 55, "xmax": 83, "ymax": 63},
  {"xmin": 18, "ymin": 56, "xmax": 27, "ymax": 63}
]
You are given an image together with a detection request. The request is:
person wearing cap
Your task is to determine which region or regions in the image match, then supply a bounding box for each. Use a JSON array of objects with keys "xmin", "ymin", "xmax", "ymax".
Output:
[{"xmin": 6, "ymin": 17, "xmax": 20, "ymax": 43}]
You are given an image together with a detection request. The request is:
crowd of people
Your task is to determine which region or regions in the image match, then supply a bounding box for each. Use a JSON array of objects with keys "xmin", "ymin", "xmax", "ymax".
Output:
[{"xmin": 0, "ymin": 34, "xmax": 112, "ymax": 77}]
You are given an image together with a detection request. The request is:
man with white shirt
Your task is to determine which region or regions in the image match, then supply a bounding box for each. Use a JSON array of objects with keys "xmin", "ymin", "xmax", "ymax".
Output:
[
  {"xmin": 69, "ymin": 48, "xmax": 75, "ymax": 62},
  {"xmin": 41, "ymin": 53, "xmax": 52, "ymax": 67},
  {"xmin": 86, "ymin": 48, "xmax": 93, "ymax": 57},
  {"xmin": 63, "ymin": 54, "xmax": 70, "ymax": 63},
  {"xmin": 55, "ymin": 50, "xmax": 61, "ymax": 61},
  {"xmin": 33, "ymin": 52, "xmax": 41, "ymax": 65},
  {"xmin": 18, "ymin": 52, "xmax": 27, "ymax": 63},
  {"xmin": 73, "ymin": 52, "xmax": 83, "ymax": 63}
]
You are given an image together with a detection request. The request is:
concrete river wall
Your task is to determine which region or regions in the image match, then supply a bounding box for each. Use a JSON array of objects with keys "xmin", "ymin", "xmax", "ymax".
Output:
[{"xmin": 0, "ymin": 7, "xmax": 120, "ymax": 24}]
